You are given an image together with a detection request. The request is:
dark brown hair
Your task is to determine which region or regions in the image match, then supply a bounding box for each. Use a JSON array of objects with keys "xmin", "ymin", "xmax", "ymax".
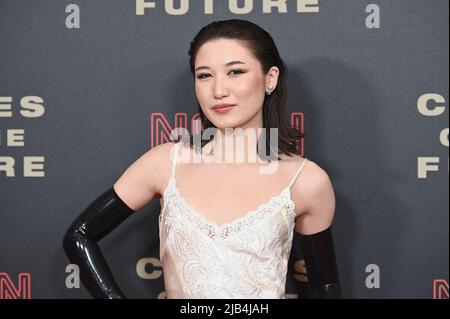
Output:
[{"xmin": 184, "ymin": 19, "xmax": 304, "ymax": 161}]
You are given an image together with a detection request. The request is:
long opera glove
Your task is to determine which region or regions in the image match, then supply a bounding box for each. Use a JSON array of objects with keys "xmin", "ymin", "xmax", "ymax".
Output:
[
  {"xmin": 62, "ymin": 187, "xmax": 135, "ymax": 299},
  {"xmin": 299, "ymin": 226, "xmax": 342, "ymax": 298}
]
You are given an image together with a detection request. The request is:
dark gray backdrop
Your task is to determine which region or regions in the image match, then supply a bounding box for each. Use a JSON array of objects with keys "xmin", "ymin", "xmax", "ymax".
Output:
[{"xmin": 0, "ymin": 0, "xmax": 448, "ymax": 299}]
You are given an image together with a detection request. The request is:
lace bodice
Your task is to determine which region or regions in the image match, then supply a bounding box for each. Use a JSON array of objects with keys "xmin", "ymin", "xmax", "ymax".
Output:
[{"xmin": 158, "ymin": 142, "xmax": 309, "ymax": 298}]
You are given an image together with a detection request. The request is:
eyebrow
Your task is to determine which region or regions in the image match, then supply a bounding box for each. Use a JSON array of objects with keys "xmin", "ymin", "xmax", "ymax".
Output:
[{"xmin": 195, "ymin": 60, "xmax": 246, "ymax": 72}]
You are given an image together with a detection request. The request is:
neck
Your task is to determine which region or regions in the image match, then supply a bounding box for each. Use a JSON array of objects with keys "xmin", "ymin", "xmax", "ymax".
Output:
[{"xmin": 208, "ymin": 127, "xmax": 268, "ymax": 164}]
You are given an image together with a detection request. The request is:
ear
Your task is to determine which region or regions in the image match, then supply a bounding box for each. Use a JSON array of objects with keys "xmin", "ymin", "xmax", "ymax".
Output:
[{"xmin": 265, "ymin": 66, "xmax": 280, "ymax": 91}]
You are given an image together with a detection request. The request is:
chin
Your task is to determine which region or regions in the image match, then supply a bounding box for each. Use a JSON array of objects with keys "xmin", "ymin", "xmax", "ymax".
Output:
[{"xmin": 210, "ymin": 118, "xmax": 240, "ymax": 130}]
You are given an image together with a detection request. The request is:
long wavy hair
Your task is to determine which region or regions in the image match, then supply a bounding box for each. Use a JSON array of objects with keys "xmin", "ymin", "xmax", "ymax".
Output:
[{"xmin": 184, "ymin": 19, "xmax": 304, "ymax": 161}]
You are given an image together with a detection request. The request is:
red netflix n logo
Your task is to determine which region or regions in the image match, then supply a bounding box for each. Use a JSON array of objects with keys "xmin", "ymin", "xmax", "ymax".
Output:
[{"xmin": 433, "ymin": 279, "xmax": 449, "ymax": 299}]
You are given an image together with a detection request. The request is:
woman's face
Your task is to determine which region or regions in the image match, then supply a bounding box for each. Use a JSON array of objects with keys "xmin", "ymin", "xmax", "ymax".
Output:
[{"xmin": 194, "ymin": 38, "xmax": 278, "ymax": 131}]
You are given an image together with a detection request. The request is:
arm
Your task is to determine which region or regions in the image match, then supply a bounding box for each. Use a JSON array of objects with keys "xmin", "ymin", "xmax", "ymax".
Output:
[
  {"xmin": 293, "ymin": 161, "xmax": 342, "ymax": 299},
  {"xmin": 62, "ymin": 187, "xmax": 135, "ymax": 299},
  {"xmin": 299, "ymin": 226, "xmax": 341, "ymax": 298},
  {"xmin": 62, "ymin": 143, "xmax": 172, "ymax": 298}
]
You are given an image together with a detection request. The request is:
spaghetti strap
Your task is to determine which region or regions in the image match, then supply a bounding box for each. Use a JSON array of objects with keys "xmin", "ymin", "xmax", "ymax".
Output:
[
  {"xmin": 287, "ymin": 158, "xmax": 309, "ymax": 189},
  {"xmin": 160, "ymin": 141, "xmax": 181, "ymax": 263},
  {"xmin": 170, "ymin": 142, "xmax": 181, "ymax": 179}
]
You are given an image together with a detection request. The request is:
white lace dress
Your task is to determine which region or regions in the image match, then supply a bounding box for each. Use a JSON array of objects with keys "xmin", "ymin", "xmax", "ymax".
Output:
[{"xmin": 158, "ymin": 142, "xmax": 309, "ymax": 298}]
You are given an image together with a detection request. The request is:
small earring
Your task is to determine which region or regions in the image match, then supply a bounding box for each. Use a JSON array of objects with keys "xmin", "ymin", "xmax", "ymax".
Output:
[{"xmin": 266, "ymin": 85, "xmax": 273, "ymax": 95}]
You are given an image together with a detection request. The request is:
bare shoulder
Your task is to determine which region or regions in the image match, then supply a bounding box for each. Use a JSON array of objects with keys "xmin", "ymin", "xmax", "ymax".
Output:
[
  {"xmin": 112, "ymin": 141, "xmax": 177, "ymax": 211},
  {"xmin": 289, "ymin": 158, "xmax": 336, "ymax": 235}
]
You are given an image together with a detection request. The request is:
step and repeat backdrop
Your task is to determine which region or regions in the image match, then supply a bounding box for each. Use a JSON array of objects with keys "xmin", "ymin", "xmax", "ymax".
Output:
[{"xmin": 0, "ymin": 0, "xmax": 448, "ymax": 299}]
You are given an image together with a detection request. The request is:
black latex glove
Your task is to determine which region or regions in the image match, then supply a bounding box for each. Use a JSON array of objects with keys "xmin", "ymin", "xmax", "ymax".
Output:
[
  {"xmin": 299, "ymin": 226, "xmax": 342, "ymax": 299},
  {"xmin": 62, "ymin": 186, "xmax": 135, "ymax": 299}
]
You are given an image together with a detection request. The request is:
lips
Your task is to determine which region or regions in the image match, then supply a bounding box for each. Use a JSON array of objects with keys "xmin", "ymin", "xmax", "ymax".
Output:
[
  {"xmin": 212, "ymin": 104, "xmax": 236, "ymax": 114},
  {"xmin": 212, "ymin": 104, "xmax": 236, "ymax": 110}
]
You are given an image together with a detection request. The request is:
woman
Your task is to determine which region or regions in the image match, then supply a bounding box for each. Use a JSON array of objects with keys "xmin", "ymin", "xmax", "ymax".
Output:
[{"xmin": 63, "ymin": 19, "xmax": 341, "ymax": 299}]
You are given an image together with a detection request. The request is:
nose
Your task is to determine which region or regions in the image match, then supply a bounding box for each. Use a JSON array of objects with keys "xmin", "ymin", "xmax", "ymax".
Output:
[{"xmin": 212, "ymin": 74, "xmax": 229, "ymax": 99}]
